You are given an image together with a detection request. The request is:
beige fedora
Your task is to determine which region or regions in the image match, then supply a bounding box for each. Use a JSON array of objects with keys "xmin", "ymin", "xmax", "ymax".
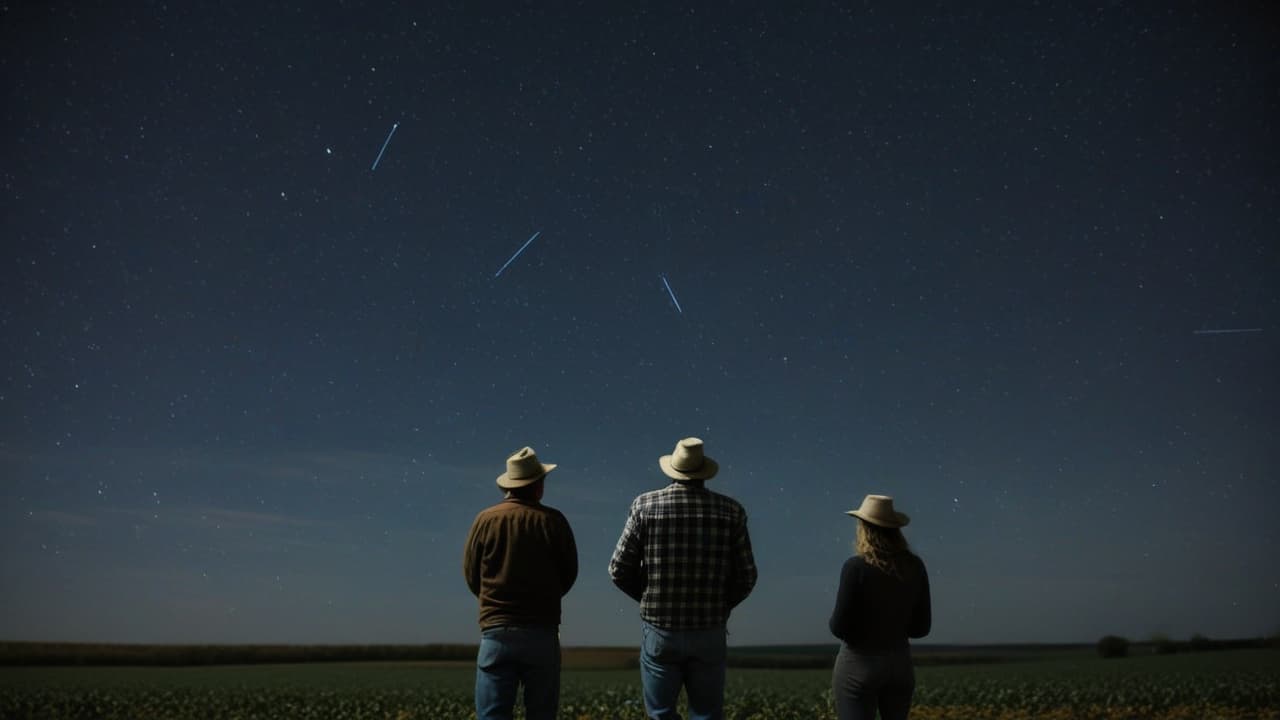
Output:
[
  {"xmin": 496, "ymin": 446, "xmax": 557, "ymax": 489},
  {"xmin": 659, "ymin": 437, "xmax": 719, "ymax": 481},
  {"xmin": 846, "ymin": 494, "xmax": 910, "ymax": 528}
]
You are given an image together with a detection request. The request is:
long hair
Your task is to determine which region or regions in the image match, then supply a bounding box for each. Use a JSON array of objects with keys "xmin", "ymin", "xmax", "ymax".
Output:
[{"xmin": 856, "ymin": 520, "xmax": 915, "ymax": 576}]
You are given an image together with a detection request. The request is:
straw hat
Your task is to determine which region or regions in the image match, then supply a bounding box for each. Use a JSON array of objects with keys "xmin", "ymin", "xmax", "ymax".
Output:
[
  {"xmin": 659, "ymin": 437, "xmax": 719, "ymax": 481},
  {"xmin": 845, "ymin": 494, "xmax": 910, "ymax": 528},
  {"xmin": 496, "ymin": 446, "xmax": 557, "ymax": 489}
]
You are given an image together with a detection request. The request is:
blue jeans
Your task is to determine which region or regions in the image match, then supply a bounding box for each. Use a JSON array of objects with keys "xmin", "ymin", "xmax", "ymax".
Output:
[
  {"xmin": 640, "ymin": 621, "xmax": 727, "ymax": 720},
  {"xmin": 475, "ymin": 625, "xmax": 560, "ymax": 720},
  {"xmin": 831, "ymin": 644, "xmax": 915, "ymax": 720}
]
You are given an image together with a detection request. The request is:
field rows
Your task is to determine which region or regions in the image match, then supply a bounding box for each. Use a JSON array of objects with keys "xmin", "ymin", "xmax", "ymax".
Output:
[
  {"xmin": 1, "ymin": 649, "xmax": 1276, "ymax": 719},
  {"xmin": 2, "ymin": 688, "xmax": 1278, "ymax": 719}
]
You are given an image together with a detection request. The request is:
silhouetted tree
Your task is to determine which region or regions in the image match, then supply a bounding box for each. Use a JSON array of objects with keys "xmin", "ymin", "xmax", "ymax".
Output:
[
  {"xmin": 1189, "ymin": 633, "xmax": 1212, "ymax": 651},
  {"xmin": 1149, "ymin": 633, "xmax": 1176, "ymax": 654},
  {"xmin": 1097, "ymin": 635, "xmax": 1129, "ymax": 659}
]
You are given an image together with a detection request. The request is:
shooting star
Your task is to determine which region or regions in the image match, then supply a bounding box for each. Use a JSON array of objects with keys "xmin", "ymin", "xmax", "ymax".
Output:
[
  {"xmin": 493, "ymin": 231, "xmax": 541, "ymax": 278},
  {"xmin": 370, "ymin": 122, "xmax": 400, "ymax": 171},
  {"xmin": 1192, "ymin": 328, "xmax": 1263, "ymax": 335},
  {"xmin": 660, "ymin": 274, "xmax": 684, "ymax": 314}
]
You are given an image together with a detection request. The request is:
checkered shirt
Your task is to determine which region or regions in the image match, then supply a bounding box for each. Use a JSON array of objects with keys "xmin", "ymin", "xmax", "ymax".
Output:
[{"xmin": 608, "ymin": 482, "xmax": 758, "ymax": 629}]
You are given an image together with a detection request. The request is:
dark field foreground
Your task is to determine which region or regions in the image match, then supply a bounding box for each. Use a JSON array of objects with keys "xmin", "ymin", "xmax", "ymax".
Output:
[{"xmin": 1, "ymin": 647, "xmax": 1277, "ymax": 719}]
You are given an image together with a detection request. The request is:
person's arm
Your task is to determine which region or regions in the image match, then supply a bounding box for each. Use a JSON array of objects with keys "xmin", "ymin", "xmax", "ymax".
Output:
[
  {"xmin": 558, "ymin": 513, "xmax": 579, "ymax": 596},
  {"xmin": 727, "ymin": 512, "xmax": 758, "ymax": 608},
  {"xmin": 909, "ymin": 560, "xmax": 932, "ymax": 639},
  {"xmin": 607, "ymin": 500, "xmax": 646, "ymax": 602},
  {"xmin": 828, "ymin": 558, "xmax": 860, "ymax": 641},
  {"xmin": 462, "ymin": 516, "xmax": 483, "ymax": 597}
]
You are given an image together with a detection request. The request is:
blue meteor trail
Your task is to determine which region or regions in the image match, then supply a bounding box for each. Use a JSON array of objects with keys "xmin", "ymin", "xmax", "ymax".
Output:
[
  {"xmin": 661, "ymin": 274, "xmax": 684, "ymax": 314},
  {"xmin": 1192, "ymin": 328, "xmax": 1263, "ymax": 335},
  {"xmin": 370, "ymin": 122, "xmax": 399, "ymax": 171},
  {"xmin": 493, "ymin": 232, "xmax": 541, "ymax": 278}
]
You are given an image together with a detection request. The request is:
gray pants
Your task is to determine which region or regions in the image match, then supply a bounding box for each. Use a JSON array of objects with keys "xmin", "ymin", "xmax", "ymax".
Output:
[{"xmin": 831, "ymin": 644, "xmax": 915, "ymax": 720}]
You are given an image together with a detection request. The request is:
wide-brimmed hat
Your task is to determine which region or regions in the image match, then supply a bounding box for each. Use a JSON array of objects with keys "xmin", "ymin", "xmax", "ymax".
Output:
[
  {"xmin": 496, "ymin": 446, "xmax": 557, "ymax": 489},
  {"xmin": 845, "ymin": 494, "xmax": 910, "ymax": 528},
  {"xmin": 659, "ymin": 437, "xmax": 719, "ymax": 481}
]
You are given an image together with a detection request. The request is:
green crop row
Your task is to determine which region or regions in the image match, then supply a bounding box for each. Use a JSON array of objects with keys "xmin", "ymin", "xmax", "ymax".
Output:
[
  {"xmin": 0, "ymin": 649, "xmax": 1275, "ymax": 719},
  {"xmin": 2, "ymin": 686, "xmax": 1277, "ymax": 720}
]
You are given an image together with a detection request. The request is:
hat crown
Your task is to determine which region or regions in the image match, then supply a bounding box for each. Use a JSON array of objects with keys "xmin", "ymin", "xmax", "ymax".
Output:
[
  {"xmin": 506, "ymin": 447, "xmax": 543, "ymax": 480},
  {"xmin": 496, "ymin": 446, "xmax": 556, "ymax": 489},
  {"xmin": 659, "ymin": 437, "xmax": 719, "ymax": 481},
  {"xmin": 867, "ymin": 494, "xmax": 894, "ymax": 512},
  {"xmin": 670, "ymin": 437, "xmax": 707, "ymax": 472},
  {"xmin": 848, "ymin": 493, "xmax": 910, "ymax": 527}
]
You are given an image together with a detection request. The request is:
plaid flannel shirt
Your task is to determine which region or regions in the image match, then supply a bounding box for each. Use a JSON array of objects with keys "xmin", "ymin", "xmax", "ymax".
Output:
[{"xmin": 608, "ymin": 482, "xmax": 758, "ymax": 629}]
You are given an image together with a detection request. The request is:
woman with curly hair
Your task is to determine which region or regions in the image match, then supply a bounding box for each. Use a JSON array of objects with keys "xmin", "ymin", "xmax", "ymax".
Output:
[{"xmin": 829, "ymin": 494, "xmax": 932, "ymax": 720}]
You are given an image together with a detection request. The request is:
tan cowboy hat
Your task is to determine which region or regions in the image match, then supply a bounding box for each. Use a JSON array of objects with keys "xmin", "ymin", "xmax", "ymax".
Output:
[
  {"xmin": 496, "ymin": 446, "xmax": 557, "ymax": 489},
  {"xmin": 846, "ymin": 494, "xmax": 910, "ymax": 528},
  {"xmin": 659, "ymin": 437, "xmax": 719, "ymax": 481}
]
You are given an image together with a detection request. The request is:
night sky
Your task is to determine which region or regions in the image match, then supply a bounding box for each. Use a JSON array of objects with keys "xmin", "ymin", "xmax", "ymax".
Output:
[{"xmin": 2, "ymin": 2, "xmax": 1277, "ymax": 647}]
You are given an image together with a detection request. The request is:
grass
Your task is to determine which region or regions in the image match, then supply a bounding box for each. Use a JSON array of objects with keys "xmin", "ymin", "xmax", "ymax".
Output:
[{"xmin": 0, "ymin": 647, "xmax": 1277, "ymax": 718}]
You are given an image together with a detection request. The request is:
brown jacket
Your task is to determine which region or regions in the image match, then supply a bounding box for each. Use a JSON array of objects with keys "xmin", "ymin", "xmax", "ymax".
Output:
[{"xmin": 463, "ymin": 497, "xmax": 578, "ymax": 629}]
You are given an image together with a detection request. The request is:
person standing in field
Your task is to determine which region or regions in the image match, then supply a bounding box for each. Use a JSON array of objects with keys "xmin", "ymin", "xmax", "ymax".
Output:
[
  {"xmin": 609, "ymin": 437, "xmax": 759, "ymax": 720},
  {"xmin": 829, "ymin": 494, "xmax": 932, "ymax": 720},
  {"xmin": 463, "ymin": 446, "xmax": 578, "ymax": 720}
]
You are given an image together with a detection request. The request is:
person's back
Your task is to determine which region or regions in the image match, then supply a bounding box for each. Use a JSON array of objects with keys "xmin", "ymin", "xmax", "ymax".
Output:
[
  {"xmin": 465, "ymin": 497, "xmax": 576, "ymax": 629},
  {"xmin": 609, "ymin": 437, "xmax": 757, "ymax": 720},
  {"xmin": 829, "ymin": 553, "xmax": 929, "ymax": 652},
  {"xmin": 828, "ymin": 494, "xmax": 931, "ymax": 720},
  {"xmin": 463, "ymin": 447, "xmax": 577, "ymax": 720},
  {"xmin": 614, "ymin": 482, "xmax": 754, "ymax": 629}
]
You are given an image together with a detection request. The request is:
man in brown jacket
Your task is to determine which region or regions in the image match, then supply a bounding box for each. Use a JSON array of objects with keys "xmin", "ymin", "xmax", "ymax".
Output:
[{"xmin": 463, "ymin": 446, "xmax": 578, "ymax": 720}]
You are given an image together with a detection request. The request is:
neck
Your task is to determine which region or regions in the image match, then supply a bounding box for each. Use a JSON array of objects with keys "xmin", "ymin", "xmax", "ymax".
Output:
[{"xmin": 504, "ymin": 484, "xmax": 545, "ymax": 502}]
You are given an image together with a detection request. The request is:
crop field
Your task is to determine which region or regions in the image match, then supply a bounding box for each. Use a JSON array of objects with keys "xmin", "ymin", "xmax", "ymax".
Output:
[{"xmin": 0, "ymin": 648, "xmax": 1276, "ymax": 719}]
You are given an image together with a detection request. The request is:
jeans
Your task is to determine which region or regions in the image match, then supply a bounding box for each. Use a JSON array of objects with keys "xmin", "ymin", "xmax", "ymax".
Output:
[
  {"xmin": 831, "ymin": 643, "xmax": 915, "ymax": 720},
  {"xmin": 640, "ymin": 621, "xmax": 727, "ymax": 720},
  {"xmin": 475, "ymin": 625, "xmax": 561, "ymax": 720}
]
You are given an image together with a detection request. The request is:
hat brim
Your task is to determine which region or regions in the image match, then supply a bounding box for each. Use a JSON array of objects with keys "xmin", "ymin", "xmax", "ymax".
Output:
[
  {"xmin": 846, "ymin": 509, "xmax": 910, "ymax": 528},
  {"xmin": 496, "ymin": 463, "xmax": 557, "ymax": 489},
  {"xmin": 659, "ymin": 455, "xmax": 719, "ymax": 481}
]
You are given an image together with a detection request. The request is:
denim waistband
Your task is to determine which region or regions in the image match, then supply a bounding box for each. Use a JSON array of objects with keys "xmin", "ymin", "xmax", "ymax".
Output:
[{"xmin": 481, "ymin": 624, "xmax": 558, "ymax": 633}]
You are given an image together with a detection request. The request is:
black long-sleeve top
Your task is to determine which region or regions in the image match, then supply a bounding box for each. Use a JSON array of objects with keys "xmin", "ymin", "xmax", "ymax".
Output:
[{"xmin": 828, "ymin": 554, "xmax": 931, "ymax": 652}]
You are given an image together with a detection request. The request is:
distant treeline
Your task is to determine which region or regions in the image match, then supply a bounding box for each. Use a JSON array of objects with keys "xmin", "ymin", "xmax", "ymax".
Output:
[
  {"xmin": 1146, "ymin": 636, "xmax": 1278, "ymax": 655},
  {"xmin": 0, "ymin": 642, "xmax": 477, "ymax": 667},
  {"xmin": 0, "ymin": 642, "xmax": 1111, "ymax": 669},
  {"xmin": 725, "ymin": 649, "xmax": 1009, "ymax": 669},
  {"xmin": 0, "ymin": 642, "xmax": 925, "ymax": 669},
  {"xmin": 1099, "ymin": 634, "xmax": 1279, "ymax": 659},
  {"xmin": 3, "ymin": 637, "xmax": 1274, "ymax": 668}
]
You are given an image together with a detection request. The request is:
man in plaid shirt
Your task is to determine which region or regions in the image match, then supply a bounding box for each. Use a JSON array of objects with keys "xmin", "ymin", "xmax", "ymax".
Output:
[{"xmin": 609, "ymin": 437, "xmax": 758, "ymax": 720}]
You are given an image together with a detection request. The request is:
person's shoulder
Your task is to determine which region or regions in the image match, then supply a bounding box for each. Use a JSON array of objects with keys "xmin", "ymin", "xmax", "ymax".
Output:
[
  {"xmin": 537, "ymin": 503, "xmax": 571, "ymax": 522},
  {"xmin": 467, "ymin": 503, "xmax": 505, "ymax": 531},
  {"xmin": 910, "ymin": 552, "xmax": 928, "ymax": 573},
  {"xmin": 472, "ymin": 501, "xmax": 509, "ymax": 519},
  {"xmin": 634, "ymin": 486, "xmax": 671, "ymax": 504},
  {"xmin": 707, "ymin": 488, "xmax": 748, "ymax": 514}
]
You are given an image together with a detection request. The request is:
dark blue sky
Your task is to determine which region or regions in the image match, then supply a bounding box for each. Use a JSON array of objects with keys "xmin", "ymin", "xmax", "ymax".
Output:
[{"xmin": 2, "ymin": 1, "xmax": 1277, "ymax": 646}]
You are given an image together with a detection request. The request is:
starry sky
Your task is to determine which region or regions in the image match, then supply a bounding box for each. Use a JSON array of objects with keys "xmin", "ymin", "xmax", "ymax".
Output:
[{"xmin": 2, "ymin": 2, "xmax": 1277, "ymax": 647}]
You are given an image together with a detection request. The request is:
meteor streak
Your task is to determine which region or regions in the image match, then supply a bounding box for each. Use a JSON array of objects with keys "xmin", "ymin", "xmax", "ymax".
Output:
[
  {"xmin": 370, "ymin": 122, "xmax": 399, "ymax": 171},
  {"xmin": 493, "ymin": 232, "xmax": 541, "ymax": 278},
  {"xmin": 1192, "ymin": 328, "xmax": 1263, "ymax": 335},
  {"xmin": 661, "ymin": 274, "xmax": 683, "ymax": 314}
]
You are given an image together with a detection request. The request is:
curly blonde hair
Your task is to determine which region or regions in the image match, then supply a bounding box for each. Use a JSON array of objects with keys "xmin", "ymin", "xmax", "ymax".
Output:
[{"xmin": 856, "ymin": 520, "xmax": 914, "ymax": 576}]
